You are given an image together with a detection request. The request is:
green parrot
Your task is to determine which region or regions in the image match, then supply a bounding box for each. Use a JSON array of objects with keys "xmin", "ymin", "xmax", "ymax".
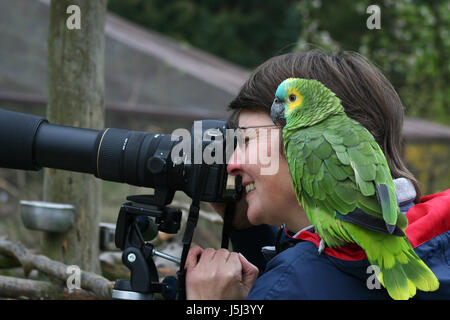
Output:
[{"xmin": 270, "ymin": 78, "xmax": 439, "ymax": 300}]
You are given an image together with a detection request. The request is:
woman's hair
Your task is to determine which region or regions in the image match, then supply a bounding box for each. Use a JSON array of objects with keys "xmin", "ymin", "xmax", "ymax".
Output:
[{"xmin": 228, "ymin": 50, "xmax": 421, "ymax": 201}]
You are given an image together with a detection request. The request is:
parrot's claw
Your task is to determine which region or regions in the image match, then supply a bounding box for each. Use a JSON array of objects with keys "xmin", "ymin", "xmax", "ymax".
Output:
[{"xmin": 318, "ymin": 239, "xmax": 326, "ymax": 255}]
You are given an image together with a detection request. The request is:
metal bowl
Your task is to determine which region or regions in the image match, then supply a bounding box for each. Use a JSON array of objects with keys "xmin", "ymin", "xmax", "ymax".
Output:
[{"xmin": 20, "ymin": 200, "xmax": 75, "ymax": 233}]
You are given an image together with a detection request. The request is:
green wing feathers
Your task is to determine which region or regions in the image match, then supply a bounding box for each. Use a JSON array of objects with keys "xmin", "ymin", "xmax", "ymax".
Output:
[{"xmin": 284, "ymin": 114, "xmax": 439, "ymax": 299}]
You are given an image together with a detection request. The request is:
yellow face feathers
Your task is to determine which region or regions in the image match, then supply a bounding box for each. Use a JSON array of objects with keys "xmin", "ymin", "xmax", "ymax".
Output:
[
  {"xmin": 285, "ymin": 87, "xmax": 304, "ymax": 115},
  {"xmin": 272, "ymin": 78, "xmax": 345, "ymax": 129}
]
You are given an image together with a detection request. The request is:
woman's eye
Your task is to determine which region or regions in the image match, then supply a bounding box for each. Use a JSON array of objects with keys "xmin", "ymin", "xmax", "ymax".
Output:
[
  {"xmin": 289, "ymin": 94, "xmax": 296, "ymax": 102},
  {"xmin": 237, "ymin": 135, "xmax": 250, "ymax": 147}
]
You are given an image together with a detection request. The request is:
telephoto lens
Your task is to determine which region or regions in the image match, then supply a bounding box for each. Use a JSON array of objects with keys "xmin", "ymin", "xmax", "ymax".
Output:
[
  {"xmin": 0, "ymin": 108, "xmax": 183, "ymax": 190},
  {"xmin": 0, "ymin": 108, "xmax": 237, "ymax": 203}
]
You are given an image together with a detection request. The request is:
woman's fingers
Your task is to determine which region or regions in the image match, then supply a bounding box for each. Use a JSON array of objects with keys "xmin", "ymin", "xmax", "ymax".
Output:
[
  {"xmin": 185, "ymin": 245, "xmax": 204, "ymax": 270},
  {"xmin": 185, "ymin": 247, "xmax": 258, "ymax": 300}
]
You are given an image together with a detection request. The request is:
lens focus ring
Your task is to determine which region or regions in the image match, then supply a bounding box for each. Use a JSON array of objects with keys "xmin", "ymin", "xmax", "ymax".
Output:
[{"xmin": 97, "ymin": 128, "xmax": 130, "ymax": 182}]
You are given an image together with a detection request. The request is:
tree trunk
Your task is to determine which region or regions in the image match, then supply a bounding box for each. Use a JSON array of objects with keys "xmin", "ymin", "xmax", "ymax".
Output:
[{"xmin": 43, "ymin": 0, "xmax": 107, "ymax": 273}]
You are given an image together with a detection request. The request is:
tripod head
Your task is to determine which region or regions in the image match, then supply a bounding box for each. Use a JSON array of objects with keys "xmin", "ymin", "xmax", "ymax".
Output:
[{"xmin": 112, "ymin": 192, "xmax": 182, "ymax": 300}]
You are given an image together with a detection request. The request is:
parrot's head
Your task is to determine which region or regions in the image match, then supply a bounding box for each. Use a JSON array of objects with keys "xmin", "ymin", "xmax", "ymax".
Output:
[{"xmin": 270, "ymin": 78, "xmax": 343, "ymax": 130}]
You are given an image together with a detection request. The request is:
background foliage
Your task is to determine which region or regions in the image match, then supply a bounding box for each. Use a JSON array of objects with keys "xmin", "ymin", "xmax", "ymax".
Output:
[{"xmin": 108, "ymin": 0, "xmax": 449, "ymax": 126}]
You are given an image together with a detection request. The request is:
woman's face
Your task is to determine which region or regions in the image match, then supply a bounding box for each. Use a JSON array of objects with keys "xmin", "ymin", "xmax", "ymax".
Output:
[{"xmin": 227, "ymin": 110, "xmax": 307, "ymax": 230}]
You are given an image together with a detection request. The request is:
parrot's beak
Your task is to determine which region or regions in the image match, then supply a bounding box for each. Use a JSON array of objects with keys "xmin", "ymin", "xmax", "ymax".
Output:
[{"xmin": 270, "ymin": 98, "xmax": 286, "ymax": 127}]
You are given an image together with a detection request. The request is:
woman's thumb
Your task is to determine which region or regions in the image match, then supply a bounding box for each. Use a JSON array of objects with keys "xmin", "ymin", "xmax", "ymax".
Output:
[{"xmin": 238, "ymin": 253, "xmax": 259, "ymax": 288}]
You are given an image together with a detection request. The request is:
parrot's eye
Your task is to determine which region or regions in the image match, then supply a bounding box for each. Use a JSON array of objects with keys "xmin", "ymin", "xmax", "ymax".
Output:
[{"xmin": 288, "ymin": 94, "xmax": 296, "ymax": 102}]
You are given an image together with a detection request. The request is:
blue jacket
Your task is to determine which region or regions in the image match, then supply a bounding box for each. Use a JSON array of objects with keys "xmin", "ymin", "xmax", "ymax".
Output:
[{"xmin": 231, "ymin": 182, "xmax": 450, "ymax": 300}]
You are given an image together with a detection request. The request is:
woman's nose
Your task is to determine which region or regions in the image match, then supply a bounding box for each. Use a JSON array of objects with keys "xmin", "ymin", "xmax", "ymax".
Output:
[{"xmin": 227, "ymin": 147, "xmax": 243, "ymax": 175}]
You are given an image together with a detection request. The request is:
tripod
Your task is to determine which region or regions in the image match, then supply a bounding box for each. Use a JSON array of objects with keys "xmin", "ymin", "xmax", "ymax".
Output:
[
  {"xmin": 111, "ymin": 168, "xmax": 240, "ymax": 300},
  {"xmin": 111, "ymin": 192, "xmax": 182, "ymax": 300}
]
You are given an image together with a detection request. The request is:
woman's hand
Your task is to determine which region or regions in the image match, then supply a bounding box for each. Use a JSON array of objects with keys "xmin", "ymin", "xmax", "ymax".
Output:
[{"xmin": 185, "ymin": 246, "xmax": 259, "ymax": 300}]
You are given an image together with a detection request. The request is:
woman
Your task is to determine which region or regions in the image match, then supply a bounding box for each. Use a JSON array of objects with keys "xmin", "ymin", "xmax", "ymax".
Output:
[{"xmin": 184, "ymin": 50, "xmax": 450, "ymax": 299}]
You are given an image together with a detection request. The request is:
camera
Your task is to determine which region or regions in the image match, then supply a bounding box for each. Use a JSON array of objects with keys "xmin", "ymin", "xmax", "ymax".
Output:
[
  {"xmin": 0, "ymin": 108, "xmax": 242, "ymax": 299},
  {"xmin": 0, "ymin": 108, "xmax": 241, "ymax": 205}
]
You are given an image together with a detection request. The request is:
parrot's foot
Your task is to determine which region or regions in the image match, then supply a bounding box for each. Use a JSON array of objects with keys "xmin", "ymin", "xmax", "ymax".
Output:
[{"xmin": 318, "ymin": 239, "xmax": 326, "ymax": 255}]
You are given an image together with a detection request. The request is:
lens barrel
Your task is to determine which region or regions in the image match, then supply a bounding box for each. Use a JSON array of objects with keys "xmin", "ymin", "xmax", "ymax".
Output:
[
  {"xmin": 0, "ymin": 109, "xmax": 47, "ymax": 170},
  {"xmin": 34, "ymin": 123, "xmax": 100, "ymax": 174},
  {"xmin": 0, "ymin": 109, "xmax": 181, "ymax": 190},
  {"xmin": 96, "ymin": 128, "xmax": 181, "ymax": 188}
]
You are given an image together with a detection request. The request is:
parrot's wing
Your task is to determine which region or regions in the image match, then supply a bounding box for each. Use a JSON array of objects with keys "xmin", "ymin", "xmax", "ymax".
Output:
[
  {"xmin": 340, "ymin": 120, "xmax": 401, "ymax": 230},
  {"xmin": 285, "ymin": 115, "xmax": 404, "ymax": 235},
  {"xmin": 285, "ymin": 124, "xmax": 358, "ymax": 246}
]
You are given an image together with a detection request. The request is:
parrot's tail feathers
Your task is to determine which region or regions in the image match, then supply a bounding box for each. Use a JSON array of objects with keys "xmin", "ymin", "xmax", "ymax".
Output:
[
  {"xmin": 345, "ymin": 222, "xmax": 439, "ymax": 300},
  {"xmin": 401, "ymin": 250, "xmax": 440, "ymax": 292},
  {"xmin": 378, "ymin": 248, "xmax": 439, "ymax": 300},
  {"xmin": 379, "ymin": 262, "xmax": 415, "ymax": 300}
]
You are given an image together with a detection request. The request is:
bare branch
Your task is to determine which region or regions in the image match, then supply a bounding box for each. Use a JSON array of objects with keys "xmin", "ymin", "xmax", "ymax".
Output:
[
  {"xmin": 0, "ymin": 237, "xmax": 113, "ymax": 299},
  {"xmin": 0, "ymin": 275, "xmax": 63, "ymax": 299},
  {"xmin": 0, "ymin": 275, "xmax": 102, "ymax": 300}
]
